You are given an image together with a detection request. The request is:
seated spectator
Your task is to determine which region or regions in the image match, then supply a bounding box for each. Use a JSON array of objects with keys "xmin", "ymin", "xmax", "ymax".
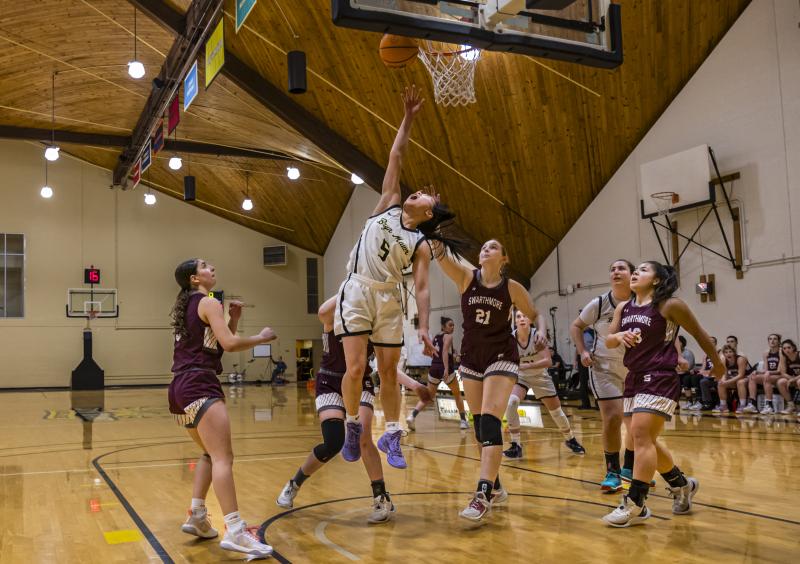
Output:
[
  {"xmin": 272, "ymin": 356, "xmax": 288, "ymax": 383},
  {"xmin": 712, "ymin": 345, "xmax": 749, "ymax": 414},
  {"xmin": 677, "ymin": 335, "xmax": 701, "ymax": 409},
  {"xmin": 774, "ymin": 339, "xmax": 800, "ymax": 416},
  {"xmin": 698, "ymin": 337, "xmax": 722, "ymax": 409},
  {"xmin": 743, "ymin": 334, "xmax": 785, "ymax": 414}
]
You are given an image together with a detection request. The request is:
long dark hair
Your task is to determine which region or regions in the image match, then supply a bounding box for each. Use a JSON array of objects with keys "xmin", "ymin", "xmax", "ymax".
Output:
[
  {"xmin": 171, "ymin": 259, "xmax": 199, "ymax": 339},
  {"xmin": 440, "ymin": 316, "xmax": 453, "ymax": 328},
  {"xmin": 643, "ymin": 261, "xmax": 679, "ymax": 305},
  {"xmin": 418, "ymin": 202, "xmax": 470, "ymax": 260},
  {"xmin": 782, "ymin": 339, "xmax": 798, "ymax": 355}
]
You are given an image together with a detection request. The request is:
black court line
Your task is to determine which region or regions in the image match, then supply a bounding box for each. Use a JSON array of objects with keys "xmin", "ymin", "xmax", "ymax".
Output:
[
  {"xmin": 92, "ymin": 446, "xmax": 174, "ymax": 563},
  {"xmin": 412, "ymin": 444, "xmax": 800, "ymax": 527},
  {"xmin": 258, "ymin": 490, "xmax": 656, "ymax": 563}
]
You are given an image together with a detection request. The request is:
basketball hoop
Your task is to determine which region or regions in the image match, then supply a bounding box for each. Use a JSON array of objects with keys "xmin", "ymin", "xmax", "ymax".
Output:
[
  {"xmin": 418, "ymin": 41, "xmax": 480, "ymax": 107},
  {"xmin": 650, "ymin": 191, "xmax": 679, "ymax": 216}
]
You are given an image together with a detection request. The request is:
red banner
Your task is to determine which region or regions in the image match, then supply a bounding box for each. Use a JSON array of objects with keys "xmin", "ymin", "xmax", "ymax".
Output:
[
  {"xmin": 131, "ymin": 159, "xmax": 141, "ymax": 188},
  {"xmin": 168, "ymin": 95, "xmax": 180, "ymax": 134}
]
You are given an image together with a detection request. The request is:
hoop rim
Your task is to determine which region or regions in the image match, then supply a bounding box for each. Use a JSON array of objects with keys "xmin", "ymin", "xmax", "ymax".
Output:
[
  {"xmin": 650, "ymin": 191, "xmax": 679, "ymax": 200},
  {"xmin": 420, "ymin": 41, "xmax": 479, "ymax": 57}
]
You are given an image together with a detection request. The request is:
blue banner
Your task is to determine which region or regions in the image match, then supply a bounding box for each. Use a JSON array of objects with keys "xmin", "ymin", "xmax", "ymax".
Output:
[
  {"xmin": 183, "ymin": 61, "xmax": 198, "ymax": 111},
  {"xmin": 141, "ymin": 139, "xmax": 152, "ymax": 172},
  {"xmin": 236, "ymin": 0, "xmax": 257, "ymax": 33}
]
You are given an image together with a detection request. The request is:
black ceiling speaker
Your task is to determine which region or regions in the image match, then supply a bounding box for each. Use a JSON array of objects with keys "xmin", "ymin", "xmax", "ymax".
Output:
[
  {"xmin": 183, "ymin": 175, "xmax": 196, "ymax": 201},
  {"xmin": 288, "ymin": 50, "xmax": 307, "ymax": 94}
]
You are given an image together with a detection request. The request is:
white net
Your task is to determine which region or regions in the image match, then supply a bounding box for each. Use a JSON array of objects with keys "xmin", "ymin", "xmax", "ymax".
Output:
[
  {"xmin": 418, "ymin": 42, "xmax": 480, "ymax": 107},
  {"xmin": 651, "ymin": 191, "xmax": 679, "ymax": 216}
]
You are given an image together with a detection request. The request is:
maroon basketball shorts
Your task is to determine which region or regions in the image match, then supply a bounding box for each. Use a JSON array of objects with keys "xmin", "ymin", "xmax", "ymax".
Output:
[
  {"xmin": 428, "ymin": 364, "xmax": 457, "ymax": 385},
  {"xmin": 623, "ymin": 370, "xmax": 681, "ymax": 420},
  {"xmin": 315, "ymin": 368, "xmax": 375, "ymax": 413},
  {"xmin": 168, "ymin": 369, "xmax": 225, "ymax": 428},
  {"xmin": 459, "ymin": 339, "xmax": 519, "ymax": 382}
]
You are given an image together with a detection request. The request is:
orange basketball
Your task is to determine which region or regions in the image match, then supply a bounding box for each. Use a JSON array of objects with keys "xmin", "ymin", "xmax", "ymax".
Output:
[{"xmin": 379, "ymin": 34, "xmax": 419, "ymax": 68}]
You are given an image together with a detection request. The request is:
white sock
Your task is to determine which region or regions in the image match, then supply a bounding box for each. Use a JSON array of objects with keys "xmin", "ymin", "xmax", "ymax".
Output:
[
  {"xmin": 223, "ymin": 511, "xmax": 243, "ymax": 532},
  {"xmin": 191, "ymin": 498, "xmax": 206, "ymax": 510},
  {"xmin": 548, "ymin": 407, "xmax": 574, "ymax": 440},
  {"xmin": 346, "ymin": 414, "xmax": 359, "ymax": 423},
  {"xmin": 506, "ymin": 395, "xmax": 521, "ymax": 434},
  {"xmin": 510, "ymin": 432, "xmax": 521, "ymax": 444},
  {"xmin": 386, "ymin": 421, "xmax": 400, "ymax": 433}
]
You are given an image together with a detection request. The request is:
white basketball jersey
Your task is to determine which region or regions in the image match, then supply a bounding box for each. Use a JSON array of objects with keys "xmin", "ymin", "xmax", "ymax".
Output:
[
  {"xmin": 346, "ymin": 205, "xmax": 426, "ymax": 284},
  {"xmin": 578, "ymin": 291, "xmax": 626, "ymax": 360},
  {"xmin": 514, "ymin": 328, "xmax": 548, "ymax": 377}
]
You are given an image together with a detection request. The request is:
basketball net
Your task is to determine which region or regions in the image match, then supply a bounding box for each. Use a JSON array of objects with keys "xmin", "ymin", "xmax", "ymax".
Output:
[
  {"xmin": 651, "ymin": 191, "xmax": 679, "ymax": 217},
  {"xmin": 418, "ymin": 41, "xmax": 480, "ymax": 107}
]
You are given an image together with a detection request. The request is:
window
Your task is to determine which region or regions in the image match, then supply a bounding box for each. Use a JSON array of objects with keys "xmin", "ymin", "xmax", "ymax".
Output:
[
  {"xmin": 306, "ymin": 258, "xmax": 319, "ymax": 314},
  {"xmin": 0, "ymin": 234, "xmax": 25, "ymax": 318}
]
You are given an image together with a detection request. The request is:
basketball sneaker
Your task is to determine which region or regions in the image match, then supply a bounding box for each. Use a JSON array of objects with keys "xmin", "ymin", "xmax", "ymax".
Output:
[
  {"xmin": 760, "ymin": 403, "xmax": 775, "ymax": 415},
  {"xmin": 459, "ymin": 492, "xmax": 491, "ymax": 522},
  {"xmin": 405, "ymin": 414, "xmax": 416, "ymax": 431},
  {"xmin": 688, "ymin": 401, "xmax": 702, "ymax": 410},
  {"xmin": 181, "ymin": 508, "xmax": 218, "ymax": 539},
  {"xmin": 459, "ymin": 419, "xmax": 470, "ymax": 430},
  {"xmin": 742, "ymin": 403, "xmax": 759, "ymax": 414},
  {"xmin": 619, "ymin": 468, "xmax": 656, "ymax": 489},
  {"xmin": 276, "ymin": 480, "xmax": 299, "ymax": 509},
  {"xmin": 491, "ymin": 487, "xmax": 508, "ymax": 505},
  {"xmin": 668, "ymin": 477, "xmax": 699, "ymax": 515},
  {"xmin": 367, "ymin": 494, "xmax": 396, "ymax": 524},
  {"xmin": 780, "ymin": 402, "xmax": 796, "ymax": 415},
  {"xmin": 735, "ymin": 405, "xmax": 745, "ymax": 414},
  {"xmin": 377, "ymin": 430, "xmax": 407, "ymax": 469},
  {"xmin": 602, "ymin": 496, "xmax": 651, "ymax": 527},
  {"xmin": 220, "ymin": 524, "xmax": 273, "ymax": 558},
  {"xmin": 600, "ymin": 471, "xmax": 622, "ymax": 493},
  {"xmin": 342, "ymin": 420, "xmax": 362, "ymax": 462},
  {"xmin": 712, "ymin": 403, "xmax": 729, "ymax": 414},
  {"xmin": 565, "ymin": 437, "xmax": 586, "ymax": 454},
  {"xmin": 503, "ymin": 442, "xmax": 523, "ymax": 460}
]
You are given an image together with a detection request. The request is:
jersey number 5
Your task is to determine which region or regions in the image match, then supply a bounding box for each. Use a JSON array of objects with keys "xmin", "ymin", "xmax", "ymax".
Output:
[
  {"xmin": 475, "ymin": 309, "xmax": 492, "ymax": 325},
  {"xmin": 378, "ymin": 240, "xmax": 390, "ymax": 261}
]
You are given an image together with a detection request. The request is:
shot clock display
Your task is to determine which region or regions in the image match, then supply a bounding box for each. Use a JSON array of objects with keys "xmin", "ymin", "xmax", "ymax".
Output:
[{"xmin": 84, "ymin": 268, "xmax": 101, "ymax": 285}]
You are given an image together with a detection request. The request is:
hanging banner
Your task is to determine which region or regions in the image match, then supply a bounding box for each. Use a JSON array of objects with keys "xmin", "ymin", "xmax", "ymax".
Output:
[
  {"xmin": 131, "ymin": 159, "xmax": 141, "ymax": 188},
  {"xmin": 205, "ymin": 19, "xmax": 225, "ymax": 88},
  {"xmin": 168, "ymin": 95, "xmax": 180, "ymax": 134},
  {"xmin": 152, "ymin": 119, "xmax": 164, "ymax": 154},
  {"xmin": 183, "ymin": 61, "xmax": 199, "ymax": 111},
  {"xmin": 236, "ymin": 0, "xmax": 257, "ymax": 33},
  {"xmin": 141, "ymin": 139, "xmax": 152, "ymax": 172}
]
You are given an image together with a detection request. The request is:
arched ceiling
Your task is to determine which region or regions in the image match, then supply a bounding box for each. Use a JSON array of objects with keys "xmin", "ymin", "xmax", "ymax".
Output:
[{"xmin": 0, "ymin": 0, "xmax": 751, "ymax": 276}]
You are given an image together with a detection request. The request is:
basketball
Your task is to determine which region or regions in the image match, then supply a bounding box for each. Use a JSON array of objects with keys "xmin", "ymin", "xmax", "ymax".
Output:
[{"xmin": 379, "ymin": 34, "xmax": 419, "ymax": 68}]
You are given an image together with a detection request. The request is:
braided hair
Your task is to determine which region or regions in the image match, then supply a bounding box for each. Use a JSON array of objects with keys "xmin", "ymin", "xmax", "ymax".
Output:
[
  {"xmin": 644, "ymin": 261, "xmax": 679, "ymax": 306},
  {"xmin": 170, "ymin": 259, "xmax": 199, "ymax": 340}
]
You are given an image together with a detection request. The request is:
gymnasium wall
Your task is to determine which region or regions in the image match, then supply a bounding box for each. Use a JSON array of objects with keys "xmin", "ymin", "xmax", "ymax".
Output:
[
  {"xmin": 530, "ymin": 0, "xmax": 800, "ymax": 364},
  {"xmin": 0, "ymin": 140, "xmax": 322, "ymax": 387}
]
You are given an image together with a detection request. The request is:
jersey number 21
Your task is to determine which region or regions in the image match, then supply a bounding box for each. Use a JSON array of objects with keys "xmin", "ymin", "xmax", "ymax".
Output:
[{"xmin": 475, "ymin": 309, "xmax": 491, "ymax": 325}]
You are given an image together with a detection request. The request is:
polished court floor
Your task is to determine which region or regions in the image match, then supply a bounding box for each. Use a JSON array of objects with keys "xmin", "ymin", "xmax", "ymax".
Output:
[{"xmin": 1, "ymin": 385, "xmax": 798, "ymax": 563}]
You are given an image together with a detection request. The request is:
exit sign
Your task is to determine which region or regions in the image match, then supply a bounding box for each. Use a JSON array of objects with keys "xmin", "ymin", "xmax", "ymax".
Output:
[{"xmin": 84, "ymin": 268, "xmax": 101, "ymax": 284}]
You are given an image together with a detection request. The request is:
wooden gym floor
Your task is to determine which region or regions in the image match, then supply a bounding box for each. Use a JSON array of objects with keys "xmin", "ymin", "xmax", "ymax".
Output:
[{"xmin": 1, "ymin": 385, "xmax": 797, "ymax": 563}]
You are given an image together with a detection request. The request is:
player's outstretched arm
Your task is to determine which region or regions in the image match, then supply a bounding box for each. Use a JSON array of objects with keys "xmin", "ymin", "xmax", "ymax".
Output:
[
  {"xmin": 413, "ymin": 242, "xmax": 437, "ymax": 357},
  {"xmin": 663, "ymin": 298, "xmax": 724, "ymax": 379},
  {"xmin": 199, "ymin": 297, "xmax": 276, "ymax": 353},
  {"xmin": 372, "ymin": 85, "xmax": 425, "ymax": 216}
]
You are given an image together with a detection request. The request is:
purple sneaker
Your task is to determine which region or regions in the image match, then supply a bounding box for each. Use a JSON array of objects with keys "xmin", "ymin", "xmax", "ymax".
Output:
[
  {"xmin": 342, "ymin": 421, "xmax": 362, "ymax": 462},
  {"xmin": 377, "ymin": 430, "xmax": 407, "ymax": 469}
]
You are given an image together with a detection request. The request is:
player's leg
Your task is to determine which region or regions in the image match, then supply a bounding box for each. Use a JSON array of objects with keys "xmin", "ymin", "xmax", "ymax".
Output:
[
  {"xmin": 590, "ymin": 365, "xmax": 625, "ymax": 491},
  {"xmin": 775, "ymin": 376, "xmax": 795, "ymax": 414},
  {"xmin": 541, "ymin": 395, "xmax": 584, "ymax": 454},
  {"xmin": 446, "ymin": 375, "xmax": 469, "ymax": 429},
  {"xmin": 406, "ymin": 370, "xmax": 437, "ymax": 430},
  {"xmin": 341, "ymin": 335, "xmax": 369, "ymax": 461},
  {"xmin": 735, "ymin": 376, "xmax": 749, "ymax": 413},
  {"xmin": 744, "ymin": 373, "xmax": 763, "ymax": 412},
  {"xmin": 503, "ymin": 384, "xmax": 527, "ymax": 459},
  {"xmin": 713, "ymin": 380, "xmax": 733, "ymax": 413},
  {"xmin": 359, "ymin": 404, "xmax": 395, "ymax": 524},
  {"xmin": 375, "ymin": 346, "xmax": 406, "ymax": 468},
  {"xmin": 181, "ymin": 428, "xmax": 217, "ymax": 539}
]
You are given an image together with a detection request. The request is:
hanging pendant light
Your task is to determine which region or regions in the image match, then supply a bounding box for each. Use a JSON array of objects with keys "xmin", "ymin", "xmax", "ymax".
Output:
[
  {"xmin": 41, "ymin": 160, "xmax": 53, "ymax": 198},
  {"xmin": 286, "ymin": 166, "xmax": 300, "ymax": 180},
  {"xmin": 242, "ymin": 173, "xmax": 253, "ymax": 211},
  {"xmin": 44, "ymin": 72, "xmax": 60, "ymax": 161},
  {"xmin": 351, "ymin": 173, "xmax": 364, "ymax": 185},
  {"xmin": 128, "ymin": 9, "xmax": 145, "ymax": 79}
]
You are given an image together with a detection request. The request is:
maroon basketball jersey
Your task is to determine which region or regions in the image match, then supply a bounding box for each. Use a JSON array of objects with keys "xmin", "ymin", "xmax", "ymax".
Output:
[
  {"xmin": 765, "ymin": 351, "xmax": 780, "ymax": 372},
  {"xmin": 725, "ymin": 355, "xmax": 743, "ymax": 377},
  {"xmin": 620, "ymin": 300, "xmax": 679, "ymax": 374},
  {"xmin": 321, "ymin": 329, "xmax": 373, "ymax": 376},
  {"xmin": 461, "ymin": 270, "xmax": 514, "ymax": 350},
  {"xmin": 430, "ymin": 333, "xmax": 454, "ymax": 370},
  {"xmin": 172, "ymin": 293, "xmax": 223, "ymax": 374},
  {"xmin": 784, "ymin": 352, "xmax": 800, "ymax": 376}
]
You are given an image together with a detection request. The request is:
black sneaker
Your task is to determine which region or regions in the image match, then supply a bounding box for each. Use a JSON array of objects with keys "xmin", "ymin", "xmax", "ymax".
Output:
[
  {"xmin": 565, "ymin": 437, "xmax": 586, "ymax": 454},
  {"xmin": 502, "ymin": 442, "xmax": 523, "ymax": 459}
]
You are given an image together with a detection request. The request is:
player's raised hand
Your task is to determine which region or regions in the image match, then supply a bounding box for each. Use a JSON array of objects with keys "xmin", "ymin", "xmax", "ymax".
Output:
[
  {"xmin": 228, "ymin": 300, "xmax": 244, "ymax": 320},
  {"xmin": 402, "ymin": 84, "xmax": 425, "ymax": 118}
]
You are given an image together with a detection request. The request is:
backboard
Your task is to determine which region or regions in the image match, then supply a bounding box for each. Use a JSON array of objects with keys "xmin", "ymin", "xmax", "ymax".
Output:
[
  {"xmin": 331, "ymin": 0, "xmax": 622, "ymax": 68},
  {"xmin": 67, "ymin": 288, "xmax": 119, "ymax": 318},
  {"xmin": 639, "ymin": 144, "xmax": 716, "ymax": 219}
]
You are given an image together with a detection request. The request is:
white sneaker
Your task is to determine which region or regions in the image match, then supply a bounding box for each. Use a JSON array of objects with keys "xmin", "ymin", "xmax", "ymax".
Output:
[
  {"xmin": 181, "ymin": 508, "xmax": 218, "ymax": 538},
  {"xmin": 742, "ymin": 403, "xmax": 758, "ymax": 414},
  {"xmin": 491, "ymin": 487, "xmax": 508, "ymax": 505},
  {"xmin": 735, "ymin": 405, "xmax": 744, "ymax": 414},
  {"xmin": 459, "ymin": 419, "xmax": 470, "ymax": 430},
  {"xmin": 668, "ymin": 477, "xmax": 699, "ymax": 515},
  {"xmin": 780, "ymin": 403, "xmax": 795, "ymax": 415},
  {"xmin": 459, "ymin": 492, "xmax": 491, "ymax": 522},
  {"xmin": 277, "ymin": 480, "xmax": 299, "ymax": 508},
  {"xmin": 712, "ymin": 404, "xmax": 728, "ymax": 414},
  {"xmin": 760, "ymin": 404, "xmax": 775, "ymax": 415},
  {"xmin": 406, "ymin": 414, "xmax": 416, "ymax": 431},
  {"xmin": 602, "ymin": 496, "xmax": 651, "ymax": 527},
  {"xmin": 689, "ymin": 402, "xmax": 703, "ymax": 411},
  {"xmin": 220, "ymin": 524, "xmax": 273, "ymax": 558},
  {"xmin": 367, "ymin": 494, "xmax": 396, "ymax": 524}
]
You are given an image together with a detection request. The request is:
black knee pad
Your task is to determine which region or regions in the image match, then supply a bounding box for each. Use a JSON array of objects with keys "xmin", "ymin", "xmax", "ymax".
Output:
[
  {"xmin": 480, "ymin": 414, "xmax": 503, "ymax": 447},
  {"xmin": 472, "ymin": 413, "xmax": 482, "ymax": 442},
  {"xmin": 313, "ymin": 418, "xmax": 345, "ymax": 463}
]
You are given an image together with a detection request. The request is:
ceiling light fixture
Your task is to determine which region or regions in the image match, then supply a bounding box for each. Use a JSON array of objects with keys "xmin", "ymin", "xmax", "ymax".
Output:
[
  {"xmin": 41, "ymin": 160, "xmax": 53, "ymax": 199},
  {"xmin": 351, "ymin": 173, "xmax": 364, "ymax": 185},
  {"xmin": 144, "ymin": 191, "xmax": 156, "ymax": 205},
  {"xmin": 168, "ymin": 155, "xmax": 183, "ymax": 170},
  {"xmin": 128, "ymin": 9, "xmax": 145, "ymax": 79},
  {"xmin": 242, "ymin": 173, "xmax": 254, "ymax": 211},
  {"xmin": 45, "ymin": 72, "xmax": 60, "ymax": 161},
  {"xmin": 286, "ymin": 166, "xmax": 300, "ymax": 180}
]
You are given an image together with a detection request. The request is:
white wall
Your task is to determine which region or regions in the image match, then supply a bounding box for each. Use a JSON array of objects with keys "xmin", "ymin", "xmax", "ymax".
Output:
[
  {"xmin": 530, "ymin": 0, "xmax": 800, "ymax": 363},
  {"xmin": 0, "ymin": 140, "xmax": 321, "ymax": 387}
]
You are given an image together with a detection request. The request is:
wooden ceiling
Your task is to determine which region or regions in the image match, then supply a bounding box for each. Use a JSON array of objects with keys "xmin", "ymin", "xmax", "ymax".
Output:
[{"xmin": 0, "ymin": 0, "xmax": 751, "ymax": 276}]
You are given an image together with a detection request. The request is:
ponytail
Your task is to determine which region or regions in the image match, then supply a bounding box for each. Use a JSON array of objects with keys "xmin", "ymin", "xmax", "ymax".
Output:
[
  {"xmin": 645, "ymin": 261, "xmax": 679, "ymax": 305},
  {"xmin": 170, "ymin": 259, "xmax": 199, "ymax": 339},
  {"xmin": 418, "ymin": 203, "xmax": 471, "ymax": 260}
]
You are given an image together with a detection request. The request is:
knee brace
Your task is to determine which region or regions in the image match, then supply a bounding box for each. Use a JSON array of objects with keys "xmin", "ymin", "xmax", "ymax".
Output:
[
  {"xmin": 472, "ymin": 413, "xmax": 482, "ymax": 442},
  {"xmin": 479, "ymin": 414, "xmax": 503, "ymax": 447},
  {"xmin": 313, "ymin": 418, "xmax": 345, "ymax": 463},
  {"xmin": 506, "ymin": 396, "xmax": 521, "ymax": 427}
]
